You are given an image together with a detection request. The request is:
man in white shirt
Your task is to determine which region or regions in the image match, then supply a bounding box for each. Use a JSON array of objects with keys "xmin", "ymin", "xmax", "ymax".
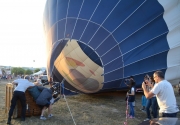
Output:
[
  {"xmin": 7, "ymin": 75, "xmax": 34, "ymax": 124},
  {"xmin": 142, "ymin": 70, "xmax": 179, "ymax": 118}
]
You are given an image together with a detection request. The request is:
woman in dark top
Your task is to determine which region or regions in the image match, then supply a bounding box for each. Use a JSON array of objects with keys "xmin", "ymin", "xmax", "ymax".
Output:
[{"xmin": 127, "ymin": 80, "xmax": 135, "ymax": 118}]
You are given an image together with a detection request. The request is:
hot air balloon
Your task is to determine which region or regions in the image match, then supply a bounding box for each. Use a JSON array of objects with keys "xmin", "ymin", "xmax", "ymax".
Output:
[{"xmin": 43, "ymin": 0, "xmax": 180, "ymax": 94}]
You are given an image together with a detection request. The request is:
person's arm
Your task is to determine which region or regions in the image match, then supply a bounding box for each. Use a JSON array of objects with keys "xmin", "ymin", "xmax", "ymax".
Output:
[
  {"xmin": 12, "ymin": 80, "xmax": 18, "ymax": 85},
  {"xmin": 27, "ymin": 82, "xmax": 35, "ymax": 88},
  {"xmin": 146, "ymin": 81, "xmax": 154, "ymax": 88},
  {"xmin": 142, "ymin": 82, "xmax": 155, "ymax": 99},
  {"xmin": 127, "ymin": 87, "xmax": 135, "ymax": 96},
  {"xmin": 128, "ymin": 91, "xmax": 134, "ymax": 96}
]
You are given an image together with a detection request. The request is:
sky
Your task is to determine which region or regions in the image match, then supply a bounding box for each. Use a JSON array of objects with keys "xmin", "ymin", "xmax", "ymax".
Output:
[{"xmin": 0, "ymin": 0, "xmax": 47, "ymax": 68}]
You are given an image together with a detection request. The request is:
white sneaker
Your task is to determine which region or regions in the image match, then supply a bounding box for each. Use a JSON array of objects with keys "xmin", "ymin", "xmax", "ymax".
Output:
[
  {"xmin": 48, "ymin": 114, "xmax": 53, "ymax": 118},
  {"xmin": 40, "ymin": 116, "xmax": 46, "ymax": 120},
  {"xmin": 144, "ymin": 118, "xmax": 150, "ymax": 121}
]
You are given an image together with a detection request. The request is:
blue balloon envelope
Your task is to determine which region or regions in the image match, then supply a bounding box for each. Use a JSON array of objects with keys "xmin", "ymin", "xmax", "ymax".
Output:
[{"xmin": 43, "ymin": 0, "xmax": 180, "ymax": 93}]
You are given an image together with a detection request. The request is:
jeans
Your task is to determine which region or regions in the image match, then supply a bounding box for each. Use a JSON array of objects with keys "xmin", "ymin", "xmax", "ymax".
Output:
[
  {"xmin": 142, "ymin": 95, "xmax": 147, "ymax": 107},
  {"xmin": 129, "ymin": 102, "xmax": 135, "ymax": 117},
  {"xmin": 8, "ymin": 91, "xmax": 26, "ymax": 120},
  {"xmin": 151, "ymin": 97, "xmax": 158, "ymax": 118},
  {"xmin": 146, "ymin": 99, "xmax": 151, "ymax": 119},
  {"xmin": 146, "ymin": 97, "xmax": 158, "ymax": 119}
]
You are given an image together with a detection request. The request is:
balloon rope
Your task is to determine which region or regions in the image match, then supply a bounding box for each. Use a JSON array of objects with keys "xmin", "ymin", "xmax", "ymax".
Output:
[
  {"xmin": 124, "ymin": 96, "xmax": 129, "ymax": 125},
  {"xmin": 61, "ymin": 80, "xmax": 76, "ymax": 125}
]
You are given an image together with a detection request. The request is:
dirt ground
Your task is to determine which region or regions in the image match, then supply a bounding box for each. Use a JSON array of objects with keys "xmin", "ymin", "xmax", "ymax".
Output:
[{"xmin": 0, "ymin": 79, "xmax": 180, "ymax": 125}]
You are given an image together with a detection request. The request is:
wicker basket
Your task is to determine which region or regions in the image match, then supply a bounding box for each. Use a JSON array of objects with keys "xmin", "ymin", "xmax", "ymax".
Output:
[{"xmin": 5, "ymin": 83, "xmax": 41, "ymax": 118}]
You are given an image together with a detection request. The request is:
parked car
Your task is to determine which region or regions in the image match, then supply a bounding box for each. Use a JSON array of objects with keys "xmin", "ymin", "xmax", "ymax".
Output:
[{"xmin": 39, "ymin": 75, "xmax": 48, "ymax": 83}]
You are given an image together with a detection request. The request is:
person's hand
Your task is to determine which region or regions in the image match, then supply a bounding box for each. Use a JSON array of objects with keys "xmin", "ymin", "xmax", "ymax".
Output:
[
  {"xmin": 150, "ymin": 119, "xmax": 159, "ymax": 125},
  {"xmin": 146, "ymin": 80, "xmax": 151, "ymax": 86},
  {"xmin": 142, "ymin": 82, "xmax": 146, "ymax": 90}
]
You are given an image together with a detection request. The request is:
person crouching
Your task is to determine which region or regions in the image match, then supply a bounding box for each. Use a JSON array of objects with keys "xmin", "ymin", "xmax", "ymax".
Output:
[
  {"xmin": 35, "ymin": 86, "xmax": 54, "ymax": 120},
  {"xmin": 28, "ymin": 79, "xmax": 54, "ymax": 120}
]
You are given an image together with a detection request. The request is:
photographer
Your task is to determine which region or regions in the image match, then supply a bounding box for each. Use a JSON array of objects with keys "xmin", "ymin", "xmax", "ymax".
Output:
[
  {"xmin": 142, "ymin": 70, "xmax": 179, "ymax": 117},
  {"xmin": 143, "ymin": 74, "xmax": 158, "ymax": 121}
]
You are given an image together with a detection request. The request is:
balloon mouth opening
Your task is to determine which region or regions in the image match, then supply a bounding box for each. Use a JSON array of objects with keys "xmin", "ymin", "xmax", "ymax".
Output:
[{"xmin": 77, "ymin": 41, "xmax": 102, "ymax": 67}]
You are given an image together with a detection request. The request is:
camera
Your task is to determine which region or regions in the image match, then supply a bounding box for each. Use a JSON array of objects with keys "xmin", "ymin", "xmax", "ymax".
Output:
[
  {"xmin": 144, "ymin": 74, "xmax": 149, "ymax": 80},
  {"xmin": 143, "ymin": 74, "xmax": 150, "ymax": 84}
]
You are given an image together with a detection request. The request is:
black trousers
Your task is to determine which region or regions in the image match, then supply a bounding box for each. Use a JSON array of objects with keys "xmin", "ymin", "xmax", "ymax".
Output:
[
  {"xmin": 159, "ymin": 112, "xmax": 177, "ymax": 117},
  {"xmin": 8, "ymin": 91, "xmax": 26, "ymax": 120}
]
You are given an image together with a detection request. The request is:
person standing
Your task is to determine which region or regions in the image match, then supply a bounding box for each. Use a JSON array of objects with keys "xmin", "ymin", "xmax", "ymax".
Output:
[
  {"xmin": 127, "ymin": 80, "xmax": 136, "ymax": 118},
  {"xmin": 136, "ymin": 76, "xmax": 148, "ymax": 112},
  {"xmin": 144, "ymin": 75, "xmax": 158, "ymax": 121},
  {"xmin": 149, "ymin": 76, "xmax": 158, "ymax": 118},
  {"xmin": 125, "ymin": 76, "xmax": 136, "ymax": 107},
  {"xmin": 142, "ymin": 70, "xmax": 179, "ymax": 118},
  {"xmin": 7, "ymin": 75, "xmax": 34, "ymax": 124}
]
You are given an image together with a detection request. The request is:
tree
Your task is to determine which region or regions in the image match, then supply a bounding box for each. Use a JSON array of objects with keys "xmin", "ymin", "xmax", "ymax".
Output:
[
  {"xmin": 34, "ymin": 68, "xmax": 40, "ymax": 73},
  {"xmin": 25, "ymin": 69, "xmax": 33, "ymax": 75},
  {"xmin": 11, "ymin": 67, "xmax": 25, "ymax": 76}
]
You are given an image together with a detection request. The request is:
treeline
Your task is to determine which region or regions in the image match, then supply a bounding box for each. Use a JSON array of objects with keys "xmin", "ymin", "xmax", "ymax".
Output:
[{"xmin": 11, "ymin": 67, "xmax": 40, "ymax": 76}]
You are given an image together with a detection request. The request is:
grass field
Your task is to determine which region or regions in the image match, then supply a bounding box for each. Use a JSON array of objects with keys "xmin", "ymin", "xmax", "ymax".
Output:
[{"xmin": 0, "ymin": 79, "xmax": 179, "ymax": 125}]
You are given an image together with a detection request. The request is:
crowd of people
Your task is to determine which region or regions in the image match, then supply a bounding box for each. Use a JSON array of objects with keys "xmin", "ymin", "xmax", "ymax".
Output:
[
  {"xmin": 0, "ymin": 74, "xmax": 14, "ymax": 81},
  {"xmin": 125, "ymin": 70, "xmax": 179, "ymax": 123},
  {"xmin": 6, "ymin": 70, "xmax": 179, "ymax": 124}
]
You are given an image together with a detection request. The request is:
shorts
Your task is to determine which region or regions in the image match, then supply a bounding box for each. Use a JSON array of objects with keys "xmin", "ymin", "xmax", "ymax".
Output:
[
  {"xmin": 38, "ymin": 102, "xmax": 50, "ymax": 109},
  {"xmin": 43, "ymin": 102, "xmax": 50, "ymax": 107}
]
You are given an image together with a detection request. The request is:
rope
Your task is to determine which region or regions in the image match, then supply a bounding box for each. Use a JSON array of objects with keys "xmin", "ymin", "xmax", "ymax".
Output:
[
  {"xmin": 124, "ymin": 96, "xmax": 129, "ymax": 125},
  {"xmin": 61, "ymin": 80, "xmax": 77, "ymax": 125}
]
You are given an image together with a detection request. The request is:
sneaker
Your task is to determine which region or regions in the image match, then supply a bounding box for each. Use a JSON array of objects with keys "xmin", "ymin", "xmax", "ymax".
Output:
[
  {"xmin": 144, "ymin": 118, "xmax": 150, "ymax": 121},
  {"xmin": 142, "ymin": 109, "xmax": 146, "ymax": 112},
  {"xmin": 48, "ymin": 114, "xmax": 53, "ymax": 118},
  {"xmin": 129, "ymin": 116, "xmax": 135, "ymax": 119},
  {"xmin": 40, "ymin": 116, "xmax": 46, "ymax": 120}
]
